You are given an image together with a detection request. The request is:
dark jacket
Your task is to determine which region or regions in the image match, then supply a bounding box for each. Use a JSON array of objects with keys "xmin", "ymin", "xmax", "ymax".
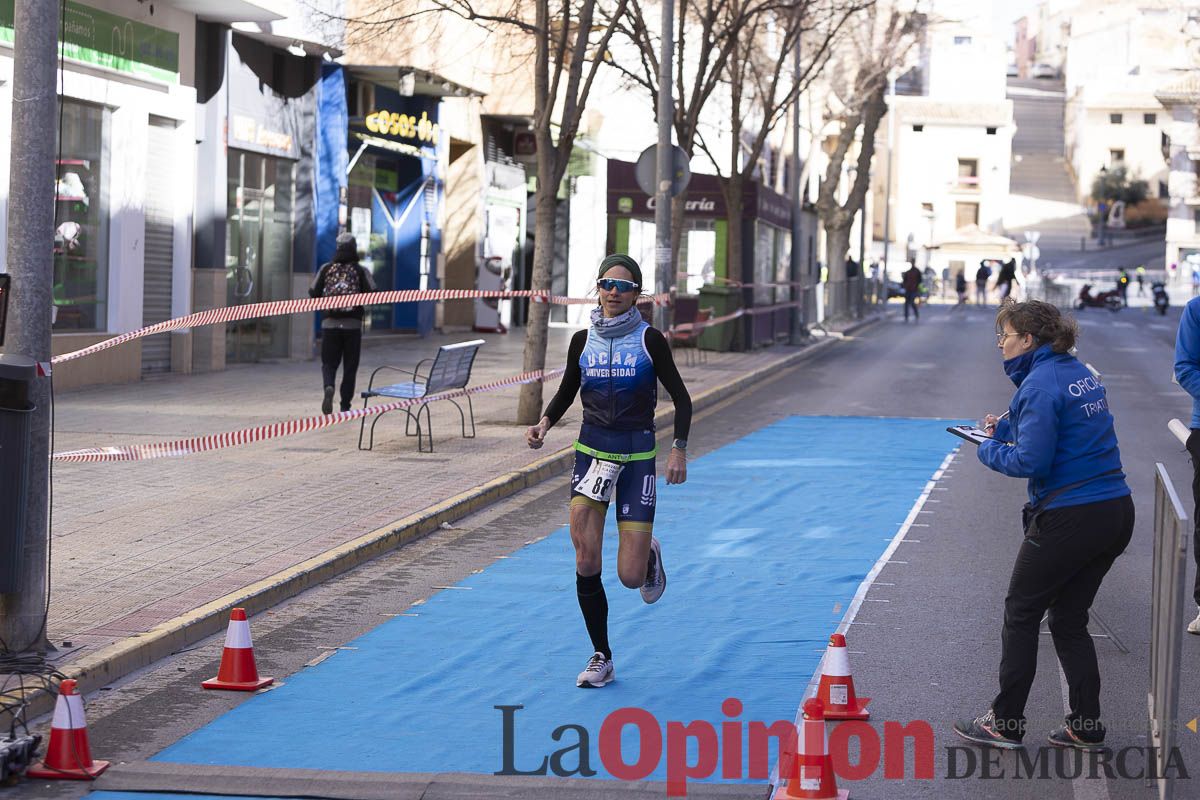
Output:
[{"xmin": 901, "ymin": 267, "xmax": 921, "ymax": 294}]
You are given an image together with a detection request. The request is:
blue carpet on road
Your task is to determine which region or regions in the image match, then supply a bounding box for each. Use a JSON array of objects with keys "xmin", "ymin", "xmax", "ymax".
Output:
[{"xmin": 88, "ymin": 416, "xmax": 954, "ymax": 796}]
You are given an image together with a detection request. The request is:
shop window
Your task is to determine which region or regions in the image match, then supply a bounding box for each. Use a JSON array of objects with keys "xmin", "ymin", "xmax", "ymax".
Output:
[
  {"xmin": 53, "ymin": 100, "xmax": 110, "ymax": 332},
  {"xmin": 678, "ymin": 220, "xmax": 716, "ymax": 296}
]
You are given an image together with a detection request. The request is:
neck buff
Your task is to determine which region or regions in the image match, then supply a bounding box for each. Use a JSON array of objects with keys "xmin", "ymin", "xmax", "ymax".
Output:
[{"xmin": 590, "ymin": 305, "xmax": 643, "ymax": 338}]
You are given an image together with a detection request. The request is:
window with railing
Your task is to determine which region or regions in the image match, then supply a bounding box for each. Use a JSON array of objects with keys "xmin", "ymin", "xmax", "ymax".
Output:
[{"xmin": 957, "ymin": 158, "xmax": 979, "ymax": 190}]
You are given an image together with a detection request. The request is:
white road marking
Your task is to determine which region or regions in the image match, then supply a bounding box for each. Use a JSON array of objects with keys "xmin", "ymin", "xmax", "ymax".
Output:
[{"xmin": 772, "ymin": 450, "xmax": 956, "ymax": 788}]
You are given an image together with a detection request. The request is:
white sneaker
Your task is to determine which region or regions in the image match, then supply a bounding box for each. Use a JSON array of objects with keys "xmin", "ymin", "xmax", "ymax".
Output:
[
  {"xmin": 576, "ymin": 652, "xmax": 614, "ymax": 688},
  {"xmin": 640, "ymin": 536, "xmax": 666, "ymax": 604},
  {"xmin": 1188, "ymin": 608, "xmax": 1200, "ymax": 635}
]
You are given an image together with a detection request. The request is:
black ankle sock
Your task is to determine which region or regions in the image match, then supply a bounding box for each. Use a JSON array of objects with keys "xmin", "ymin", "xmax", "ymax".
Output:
[{"xmin": 576, "ymin": 572, "xmax": 611, "ymax": 660}]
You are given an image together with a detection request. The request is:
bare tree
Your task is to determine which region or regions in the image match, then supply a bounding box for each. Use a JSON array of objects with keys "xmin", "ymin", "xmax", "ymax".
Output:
[
  {"xmin": 813, "ymin": 5, "xmax": 923, "ymax": 313},
  {"xmin": 697, "ymin": 1, "xmax": 860, "ymax": 296},
  {"xmin": 321, "ymin": 0, "xmax": 628, "ymax": 424},
  {"xmin": 608, "ymin": 0, "xmax": 857, "ymax": 296}
]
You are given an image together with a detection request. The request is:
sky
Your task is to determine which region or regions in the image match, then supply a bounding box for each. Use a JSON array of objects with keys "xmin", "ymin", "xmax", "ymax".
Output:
[{"xmin": 990, "ymin": 0, "xmax": 1039, "ymax": 46}]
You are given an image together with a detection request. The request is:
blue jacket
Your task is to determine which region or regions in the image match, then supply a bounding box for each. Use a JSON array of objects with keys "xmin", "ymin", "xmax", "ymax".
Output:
[
  {"xmin": 978, "ymin": 344, "xmax": 1129, "ymax": 510},
  {"xmin": 1174, "ymin": 296, "xmax": 1200, "ymax": 428}
]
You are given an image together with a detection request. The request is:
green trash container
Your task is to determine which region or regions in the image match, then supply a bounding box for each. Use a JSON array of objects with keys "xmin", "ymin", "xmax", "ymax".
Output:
[{"xmin": 697, "ymin": 284, "xmax": 742, "ymax": 352}]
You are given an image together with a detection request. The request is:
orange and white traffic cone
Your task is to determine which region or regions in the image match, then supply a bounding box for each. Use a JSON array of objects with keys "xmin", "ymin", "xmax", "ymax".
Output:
[
  {"xmin": 777, "ymin": 698, "xmax": 848, "ymax": 799},
  {"xmin": 26, "ymin": 679, "xmax": 110, "ymax": 780},
  {"xmin": 815, "ymin": 633, "xmax": 869, "ymax": 720},
  {"xmin": 201, "ymin": 607, "xmax": 273, "ymax": 691}
]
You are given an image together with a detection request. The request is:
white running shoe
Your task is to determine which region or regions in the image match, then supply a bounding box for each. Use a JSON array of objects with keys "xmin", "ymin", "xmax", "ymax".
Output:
[
  {"xmin": 640, "ymin": 536, "xmax": 666, "ymax": 604},
  {"xmin": 1188, "ymin": 607, "xmax": 1200, "ymax": 635},
  {"xmin": 576, "ymin": 652, "xmax": 614, "ymax": 688}
]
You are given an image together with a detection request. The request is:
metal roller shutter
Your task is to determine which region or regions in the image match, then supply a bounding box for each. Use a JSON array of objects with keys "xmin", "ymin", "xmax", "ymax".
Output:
[{"xmin": 141, "ymin": 117, "xmax": 176, "ymax": 374}]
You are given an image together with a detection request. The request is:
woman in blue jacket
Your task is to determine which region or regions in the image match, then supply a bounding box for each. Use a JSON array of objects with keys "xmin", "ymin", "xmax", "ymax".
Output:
[{"xmin": 954, "ymin": 299, "xmax": 1133, "ymax": 752}]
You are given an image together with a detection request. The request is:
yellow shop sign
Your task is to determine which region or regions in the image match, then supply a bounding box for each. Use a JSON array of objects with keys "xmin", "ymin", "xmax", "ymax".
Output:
[{"xmin": 364, "ymin": 109, "xmax": 439, "ymax": 146}]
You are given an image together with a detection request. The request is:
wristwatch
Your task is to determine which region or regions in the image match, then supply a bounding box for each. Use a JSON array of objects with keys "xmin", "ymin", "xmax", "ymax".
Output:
[{"xmin": 672, "ymin": 438, "xmax": 688, "ymax": 451}]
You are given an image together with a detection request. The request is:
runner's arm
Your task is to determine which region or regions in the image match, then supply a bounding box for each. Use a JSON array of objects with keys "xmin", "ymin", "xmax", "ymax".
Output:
[
  {"xmin": 541, "ymin": 329, "xmax": 586, "ymax": 428},
  {"xmin": 645, "ymin": 327, "xmax": 692, "ymax": 441}
]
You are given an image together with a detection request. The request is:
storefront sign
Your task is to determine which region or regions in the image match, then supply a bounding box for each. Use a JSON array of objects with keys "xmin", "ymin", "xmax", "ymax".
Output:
[
  {"xmin": 0, "ymin": 0, "xmax": 179, "ymax": 84},
  {"xmin": 608, "ymin": 160, "xmax": 793, "ymax": 227},
  {"xmin": 753, "ymin": 183, "xmax": 792, "ymax": 229},
  {"xmin": 351, "ymin": 87, "xmax": 439, "ymax": 161},
  {"xmin": 226, "ymin": 34, "xmax": 304, "ymax": 160}
]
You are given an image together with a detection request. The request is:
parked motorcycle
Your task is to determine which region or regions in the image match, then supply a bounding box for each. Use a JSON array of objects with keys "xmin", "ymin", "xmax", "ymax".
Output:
[
  {"xmin": 1076, "ymin": 284, "xmax": 1123, "ymax": 312},
  {"xmin": 1152, "ymin": 281, "xmax": 1169, "ymax": 316}
]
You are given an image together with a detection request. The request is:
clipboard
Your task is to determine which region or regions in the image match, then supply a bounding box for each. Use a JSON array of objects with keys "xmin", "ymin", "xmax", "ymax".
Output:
[{"xmin": 946, "ymin": 425, "xmax": 995, "ymax": 446}]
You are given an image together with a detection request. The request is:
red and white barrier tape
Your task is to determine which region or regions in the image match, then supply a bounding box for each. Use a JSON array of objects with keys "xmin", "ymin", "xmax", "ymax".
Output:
[
  {"xmin": 52, "ymin": 289, "xmax": 674, "ymax": 366},
  {"xmin": 668, "ymin": 300, "xmax": 802, "ymax": 334},
  {"xmin": 52, "ymin": 367, "xmax": 566, "ymax": 463}
]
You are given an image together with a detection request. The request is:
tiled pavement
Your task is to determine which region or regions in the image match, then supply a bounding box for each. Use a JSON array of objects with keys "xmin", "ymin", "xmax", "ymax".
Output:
[{"xmin": 43, "ymin": 320, "xmax": 866, "ymax": 668}]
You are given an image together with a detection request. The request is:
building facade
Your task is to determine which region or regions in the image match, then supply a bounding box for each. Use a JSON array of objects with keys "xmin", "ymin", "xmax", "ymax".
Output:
[
  {"xmin": 872, "ymin": 0, "xmax": 1015, "ymax": 279},
  {"xmin": 1063, "ymin": 1, "xmax": 1189, "ymax": 205}
]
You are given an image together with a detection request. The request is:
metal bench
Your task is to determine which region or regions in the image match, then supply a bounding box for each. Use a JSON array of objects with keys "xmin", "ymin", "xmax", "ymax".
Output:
[{"xmin": 357, "ymin": 339, "xmax": 485, "ymax": 453}]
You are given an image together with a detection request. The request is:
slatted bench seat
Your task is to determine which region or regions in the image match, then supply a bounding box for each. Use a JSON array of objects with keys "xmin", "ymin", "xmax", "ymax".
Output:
[{"xmin": 357, "ymin": 339, "xmax": 485, "ymax": 453}]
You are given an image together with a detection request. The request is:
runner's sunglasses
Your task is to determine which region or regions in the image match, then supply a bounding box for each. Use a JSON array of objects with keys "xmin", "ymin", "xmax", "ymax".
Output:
[{"xmin": 596, "ymin": 278, "xmax": 640, "ymax": 293}]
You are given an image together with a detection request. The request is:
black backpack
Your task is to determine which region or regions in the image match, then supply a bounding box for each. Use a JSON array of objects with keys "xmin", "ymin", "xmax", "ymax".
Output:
[{"xmin": 322, "ymin": 262, "xmax": 364, "ymax": 313}]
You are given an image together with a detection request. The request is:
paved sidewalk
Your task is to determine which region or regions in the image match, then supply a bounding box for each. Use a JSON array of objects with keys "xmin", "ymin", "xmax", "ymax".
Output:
[{"xmin": 30, "ymin": 316, "xmax": 875, "ymax": 695}]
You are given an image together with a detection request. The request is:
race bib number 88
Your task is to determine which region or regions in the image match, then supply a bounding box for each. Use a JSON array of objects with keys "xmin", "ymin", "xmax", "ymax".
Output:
[{"xmin": 577, "ymin": 458, "xmax": 623, "ymax": 503}]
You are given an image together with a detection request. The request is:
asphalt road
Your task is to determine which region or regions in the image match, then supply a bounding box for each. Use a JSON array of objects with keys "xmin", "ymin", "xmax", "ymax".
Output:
[{"xmin": 5, "ymin": 302, "xmax": 1197, "ymax": 800}]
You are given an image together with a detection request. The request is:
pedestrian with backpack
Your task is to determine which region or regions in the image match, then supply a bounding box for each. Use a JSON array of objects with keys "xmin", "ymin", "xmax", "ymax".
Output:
[{"xmin": 309, "ymin": 233, "xmax": 377, "ymax": 414}]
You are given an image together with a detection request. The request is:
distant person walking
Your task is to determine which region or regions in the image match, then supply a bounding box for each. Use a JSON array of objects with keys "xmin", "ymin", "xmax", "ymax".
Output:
[
  {"xmin": 1117, "ymin": 268, "xmax": 1130, "ymax": 303},
  {"xmin": 309, "ymin": 233, "xmax": 377, "ymax": 414},
  {"xmin": 1172, "ymin": 296, "xmax": 1200, "ymax": 635},
  {"xmin": 901, "ymin": 264, "xmax": 922, "ymax": 322},
  {"xmin": 1136, "ymin": 266, "xmax": 1146, "ymax": 297},
  {"xmin": 956, "ymin": 299, "xmax": 1133, "ymax": 752},
  {"xmin": 953, "ymin": 269, "xmax": 968, "ymax": 311},
  {"xmin": 975, "ymin": 261, "xmax": 993, "ymax": 306},
  {"xmin": 995, "ymin": 259, "xmax": 1017, "ymax": 301}
]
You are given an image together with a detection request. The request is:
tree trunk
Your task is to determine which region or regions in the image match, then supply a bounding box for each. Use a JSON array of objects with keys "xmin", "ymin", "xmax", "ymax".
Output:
[
  {"xmin": 517, "ymin": 0, "xmax": 555, "ymax": 426},
  {"xmin": 670, "ymin": 193, "xmax": 686, "ymax": 287},
  {"xmin": 725, "ymin": 175, "xmax": 746, "ymax": 348},
  {"xmin": 824, "ymin": 222, "xmax": 852, "ymax": 320},
  {"xmin": 517, "ymin": 153, "xmax": 559, "ymax": 425}
]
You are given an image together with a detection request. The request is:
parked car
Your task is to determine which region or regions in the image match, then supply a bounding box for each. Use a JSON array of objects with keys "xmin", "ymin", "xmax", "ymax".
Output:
[
  {"xmin": 1006, "ymin": 62, "xmax": 1019, "ymax": 78},
  {"xmin": 1031, "ymin": 63, "xmax": 1057, "ymax": 79}
]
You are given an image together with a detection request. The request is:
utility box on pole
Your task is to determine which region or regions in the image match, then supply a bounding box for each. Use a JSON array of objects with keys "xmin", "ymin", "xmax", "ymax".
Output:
[{"xmin": 0, "ymin": 354, "xmax": 36, "ymax": 593}]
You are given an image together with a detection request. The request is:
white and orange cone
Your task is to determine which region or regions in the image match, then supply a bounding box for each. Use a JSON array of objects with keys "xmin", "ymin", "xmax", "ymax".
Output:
[
  {"xmin": 26, "ymin": 679, "xmax": 110, "ymax": 780},
  {"xmin": 815, "ymin": 633, "xmax": 869, "ymax": 720},
  {"xmin": 201, "ymin": 607, "xmax": 273, "ymax": 691},
  {"xmin": 777, "ymin": 698, "xmax": 849, "ymax": 799}
]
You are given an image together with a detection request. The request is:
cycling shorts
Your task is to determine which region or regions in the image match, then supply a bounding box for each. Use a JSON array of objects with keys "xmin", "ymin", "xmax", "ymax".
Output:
[{"xmin": 569, "ymin": 423, "xmax": 657, "ymax": 532}]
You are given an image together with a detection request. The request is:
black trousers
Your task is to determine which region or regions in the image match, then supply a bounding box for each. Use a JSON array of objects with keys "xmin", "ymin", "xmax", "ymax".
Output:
[
  {"xmin": 320, "ymin": 328, "xmax": 362, "ymax": 410},
  {"xmin": 1186, "ymin": 430, "xmax": 1200, "ymax": 605},
  {"xmin": 904, "ymin": 292, "xmax": 919, "ymax": 320},
  {"xmin": 992, "ymin": 494, "xmax": 1134, "ymax": 739}
]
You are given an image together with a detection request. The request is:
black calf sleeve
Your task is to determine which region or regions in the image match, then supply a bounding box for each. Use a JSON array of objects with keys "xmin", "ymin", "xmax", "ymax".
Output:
[{"xmin": 576, "ymin": 572, "xmax": 611, "ymax": 660}]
